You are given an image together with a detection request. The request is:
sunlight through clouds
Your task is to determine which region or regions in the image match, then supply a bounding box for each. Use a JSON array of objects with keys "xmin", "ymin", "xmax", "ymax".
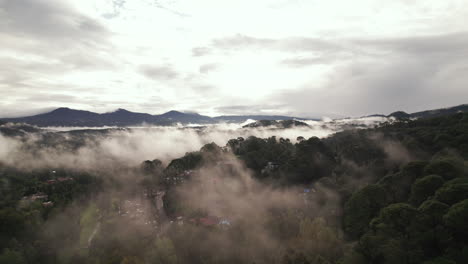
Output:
[{"xmin": 1, "ymin": 0, "xmax": 468, "ymax": 117}]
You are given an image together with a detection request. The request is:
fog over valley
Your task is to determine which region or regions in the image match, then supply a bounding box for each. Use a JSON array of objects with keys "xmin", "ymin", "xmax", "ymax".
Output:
[{"xmin": 1, "ymin": 0, "xmax": 468, "ymax": 263}]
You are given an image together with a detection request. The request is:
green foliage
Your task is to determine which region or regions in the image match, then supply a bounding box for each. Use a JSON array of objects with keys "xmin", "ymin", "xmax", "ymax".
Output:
[
  {"xmin": 0, "ymin": 248, "xmax": 26, "ymax": 264},
  {"xmin": 424, "ymin": 159, "xmax": 463, "ymax": 180},
  {"xmin": 357, "ymin": 204, "xmax": 426, "ymax": 264},
  {"xmin": 344, "ymin": 184, "xmax": 388, "ymax": 239},
  {"xmin": 358, "ymin": 234, "xmax": 424, "ymax": 264},
  {"xmin": 341, "ymin": 251, "xmax": 366, "ymax": 264},
  {"xmin": 401, "ymin": 161, "xmax": 429, "ymax": 179},
  {"xmin": 419, "ymin": 200, "xmax": 450, "ymax": 224},
  {"xmin": 166, "ymin": 152, "xmax": 203, "ymax": 173},
  {"xmin": 2, "ymin": 112, "xmax": 468, "ymax": 264},
  {"xmin": 373, "ymin": 203, "xmax": 419, "ymax": 235},
  {"xmin": 284, "ymin": 137, "xmax": 335, "ymax": 183},
  {"xmin": 409, "ymin": 175, "xmax": 445, "ymax": 206},
  {"xmin": 423, "ymin": 257, "xmax": 456, "ymax": 264},
  {"xmin": 443, "ymin": 199, "xmax": 468, "ymax": 238},
  {"xmin": 79, "ymin": 202, "xmax": 99, "ymax": 248},
  {"xmin": 435, "ymin": 177, "xmax": 468, "ymax": 205},
  {"xmin": 378, "ymin": 171, "xmax": 414, "ymax": 203},
  {"xmin": 282, "ymin": 218, "xmax": 343, "ymax": 264},
  {"xmin": 147, "ymin": 237, "xmax": 178, "ymax": 264},
  {"xmin": 0, "ymin": 208, "xmax": 25, "ymax": 239}
]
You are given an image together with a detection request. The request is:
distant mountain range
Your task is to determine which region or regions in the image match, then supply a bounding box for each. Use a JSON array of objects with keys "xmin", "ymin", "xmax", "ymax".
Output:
[
  {"xmin": 1, "ymin": 104, "xmax": 467, "ymax": 127},
  {"xmin": 0, "ymin": 107, "xmax": 313, "ymax": 127},
  {"xmin": 242, "ymin": 120, "xmax": 310, "ymax": 128},
  {"xmin": 387, "ymin": 104, "xmax": 468, "ymax": 119}
]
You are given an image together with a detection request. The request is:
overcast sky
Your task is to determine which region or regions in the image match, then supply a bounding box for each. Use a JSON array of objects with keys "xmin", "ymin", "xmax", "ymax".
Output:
[{"xmin": 1, "ymin": 0, "xmax": 468, "ymax": 118}]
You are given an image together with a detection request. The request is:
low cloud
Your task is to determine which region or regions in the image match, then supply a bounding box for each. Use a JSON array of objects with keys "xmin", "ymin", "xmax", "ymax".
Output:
[
  {"xmin": 214, "ymin": 105, "xmax": 293, "ymax": 116},
  {"xmin": 192, "ymin": 47, "xmax": 212, "ymax": 57},
  {"xmin": 199, "ymin": 63, "xmax": 219, "ymax": 73},
  {"xmin": 0, "ymin": 122, "xmax": 342, "ymax": 171},
  {"xmin": 139, "ymin": 64, "xmax": 180, "ymax": 81},
  {"xmin": 269, "ymin": 32, "xmax": 468, "ymax": 116},
  {"xmin": 211, "ymin": 34, "xmax": 340, "ymax": 53}
]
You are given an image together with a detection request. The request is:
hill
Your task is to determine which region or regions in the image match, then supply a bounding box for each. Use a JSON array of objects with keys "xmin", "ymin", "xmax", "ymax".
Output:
[{"xmin": 0, "ymin": 108, "xmax": 306, "ymax": 127}]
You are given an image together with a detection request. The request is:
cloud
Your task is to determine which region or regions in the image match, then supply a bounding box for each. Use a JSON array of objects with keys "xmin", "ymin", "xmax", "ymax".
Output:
[
  {"xmin": 268, "ymin": 31, "xmax": 468, "ymax": 116},
  {"xmin": 0, "ymin": 0, "xmax": 117, "ymax": 113},
  {"xmin": 151, "ymin": 0, "xmax": 190, "ymax": 17},
  {"xmin": 0, "ymin": 122, "xmax": 341, "ymax": 170},
  {"xmin": 199, "ymin": 63, "xmax": 219, "ymax": 73},
  {"xmin": 356, "ymin": 31, "xmax": 468, "ymax": 55},
  {"xmin": 0, "ymin": 122, "xmax": 347, "ymax": 262},
  {"xmin": 0, "ymin": 0, "xmax": 108, "ymax": 40},
  {"xmin": 1, "ymin": 0, "xmax": 467, "ymax": 118},
  {"xmin": 191, "ymin": 84, "xmax": 216, "ymax": 93},
  {"xmin": 211, "ymin": 34, "xmax": 340, "ymax": 53},
  {"xmin": 280, "ymin": 56, "xmax": 337, "ymax": 67},
  {"xmin": 139, "ymin": 64, "xmax": 180, "ymax": 80},
  {"xmin": 192, "ymin": 47, "xmax": 212, "ymax": 57},
  {"xmin": 101, "ymin": 0, "xmax": 126, "ymax": 19},
  {"xmin": 214, "ymin": 104, "xmax": 293, "ymax": 116}
]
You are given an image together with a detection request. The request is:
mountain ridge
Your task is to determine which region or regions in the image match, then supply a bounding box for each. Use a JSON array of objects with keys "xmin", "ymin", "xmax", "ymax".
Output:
[
  {"xmin": 1, "ymin": 104, "xmax": 467, "ymax": 127},
  {"xmin": 0, "ymin": 108, "xmax": 313, "ymax": 127}
]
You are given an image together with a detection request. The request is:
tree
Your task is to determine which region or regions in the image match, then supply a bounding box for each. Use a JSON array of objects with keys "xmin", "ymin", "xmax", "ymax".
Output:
[
  {"xmin": 424, "ymin": 159, "xmax": 463, "ymax": 180},
  {"xmin": 409, "ymin": 175, "xmax": 445, "ymax": 206},
  {"xmin": 419, "ymin": 200, "xmax": 449, "ymax": 225},
  {"xmin": 147, "ymin": 237, "xmax": 178, "ymax": 264},
  {"xmin": 423, "ymin": 257, "xmax": 456, "ymax": 264},
  {"xmin": 344, "ymin": 184, "xmax": 388, "ymax": 239},
  {"xmin": 0, "ymin": 249, "xmax": 26, "ymax": 264},
  {"xmin": 443, "ymin": 199, "xmax": 468, "ymax": 238},
  {"xmin": 375, "ymin": 203, "xmax": 420, "ymax": 235},
  {"xmin": 283, "ymin": 218, "xmax": 342, "ymax": 264},
  {"xmin": 435, "ymin": 178, "xmax": 468, "ymax": 205},
  {"xmin": 357, "ymin": 204, "xmax": 425, "ymax": 264},
  {"xmin": 0, "ymin": 208, "xmax": 25, "ymax": 248}
]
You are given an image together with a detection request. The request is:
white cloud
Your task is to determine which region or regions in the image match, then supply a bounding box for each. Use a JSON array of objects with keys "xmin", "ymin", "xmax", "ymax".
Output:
[{"xmin": 1, "ymin": 0, "xmax": 468, "ymax": 117}]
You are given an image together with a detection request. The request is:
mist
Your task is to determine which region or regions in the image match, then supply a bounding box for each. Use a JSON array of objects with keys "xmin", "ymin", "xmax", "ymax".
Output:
[
  {"xmin": 0, "ymin": 124, "xmax": 327, "ymax": 170},
  {"xmin": 1, "ymin": 114, "xmax": 436, "ymax": 264},
  {"xmin": 0, "ymin": 117, "xmax": 389, "ymax": 171}
]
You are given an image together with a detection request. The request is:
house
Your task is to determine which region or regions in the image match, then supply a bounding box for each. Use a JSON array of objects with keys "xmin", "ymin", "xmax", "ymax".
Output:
[
  {"xmin": 199, "ymin": 217, "xmax": 218, "ymax": 226},
  {"xmin": 176, "ymin": 216, "xmax": 184, "ymax": 225},
  {"xmin": 261, "ymin": 161, "xmax": 280, "ymax": 174},
  {"xmin": 45, "ymin": 177, "xmax": 73, "ymax": 184},
  {"xmin": 218, "ymin": 219, "xmax": 231, "ymax": 229},
  {"xmin": 57, "ymin": 177, "xmax": 73, "ymax": 182},
  {"xmin": 189, "ymin": 216, "xmax": 219, "ymax": 227},
  {"xmin": 42, "ymin": 201, "xmax": 54, "ymax": 207},
  {"xmin": 23, "ymin": 192, "xmax": 48, "ymax": 202}
]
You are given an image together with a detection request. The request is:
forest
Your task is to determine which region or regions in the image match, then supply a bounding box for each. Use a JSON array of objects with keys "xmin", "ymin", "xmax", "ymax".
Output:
[{"xmin": 0, "ymin": 113, "xmax": 467, "ymax": 264}]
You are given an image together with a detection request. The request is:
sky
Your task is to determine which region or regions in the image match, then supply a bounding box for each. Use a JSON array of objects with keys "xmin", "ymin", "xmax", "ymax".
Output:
[{"xmin": 1, "ymin": 0, "xmax": 468, "ymax": 118}]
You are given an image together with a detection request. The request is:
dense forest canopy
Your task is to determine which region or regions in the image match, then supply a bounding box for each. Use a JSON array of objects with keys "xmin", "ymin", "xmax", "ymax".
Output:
[{"xmin": 0, "ymin": 113, "xmax": 467, "ymax": 264}]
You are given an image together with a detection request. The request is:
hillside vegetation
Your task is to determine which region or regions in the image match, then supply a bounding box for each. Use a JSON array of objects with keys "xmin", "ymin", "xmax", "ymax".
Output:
[{"xmin": 0, "ymin": 113, "xmax": 467, "ymax": 263}]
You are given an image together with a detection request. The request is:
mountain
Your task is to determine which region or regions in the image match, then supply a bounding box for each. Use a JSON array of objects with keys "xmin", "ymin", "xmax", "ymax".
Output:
[
  {"xmin": 0, "ymin": 108, "xmax": 304, "ymax": 127},
  {"xmin": 242, "ymin": 120, "xmax": 310, "ymax": 128},
  {"xmin": 3, "ymin": 104, "xmax": 466, "ymax": 127},
  {"xmin": 0, "ymin": 108, "xmax": 190, "ymax": 127},
  {"xmin": 213, "ymin": 115, "xmax": 312, "ymax": 123},
  {"xmin": 409, "ymin": 104, "xmax": 468, "ymax": 119},
  {"xmin": 2, "ymin": 108, "xmax": 102, "ymax": 126},
  {"xmin": 385, "ymin": 104, "xmax": 468, "ymax": 119},
  {"xmin": 387, "ymin": 111, "xmax": 411, "ymax": 119},
  {"xmin": 160, "ymin": 110, "xmax": 214, "ymax": 124}
]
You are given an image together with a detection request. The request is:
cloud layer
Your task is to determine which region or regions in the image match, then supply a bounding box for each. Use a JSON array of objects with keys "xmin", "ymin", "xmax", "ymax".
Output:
[{"xmin": 1, "ymin": 0, "xmax": 468, "ymax": 117}]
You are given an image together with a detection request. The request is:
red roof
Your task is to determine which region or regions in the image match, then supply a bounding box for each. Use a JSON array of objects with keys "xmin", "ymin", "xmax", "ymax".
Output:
[{"xmin": 199, "ymin": 217, "xmax": 218, "ymax": 226}]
